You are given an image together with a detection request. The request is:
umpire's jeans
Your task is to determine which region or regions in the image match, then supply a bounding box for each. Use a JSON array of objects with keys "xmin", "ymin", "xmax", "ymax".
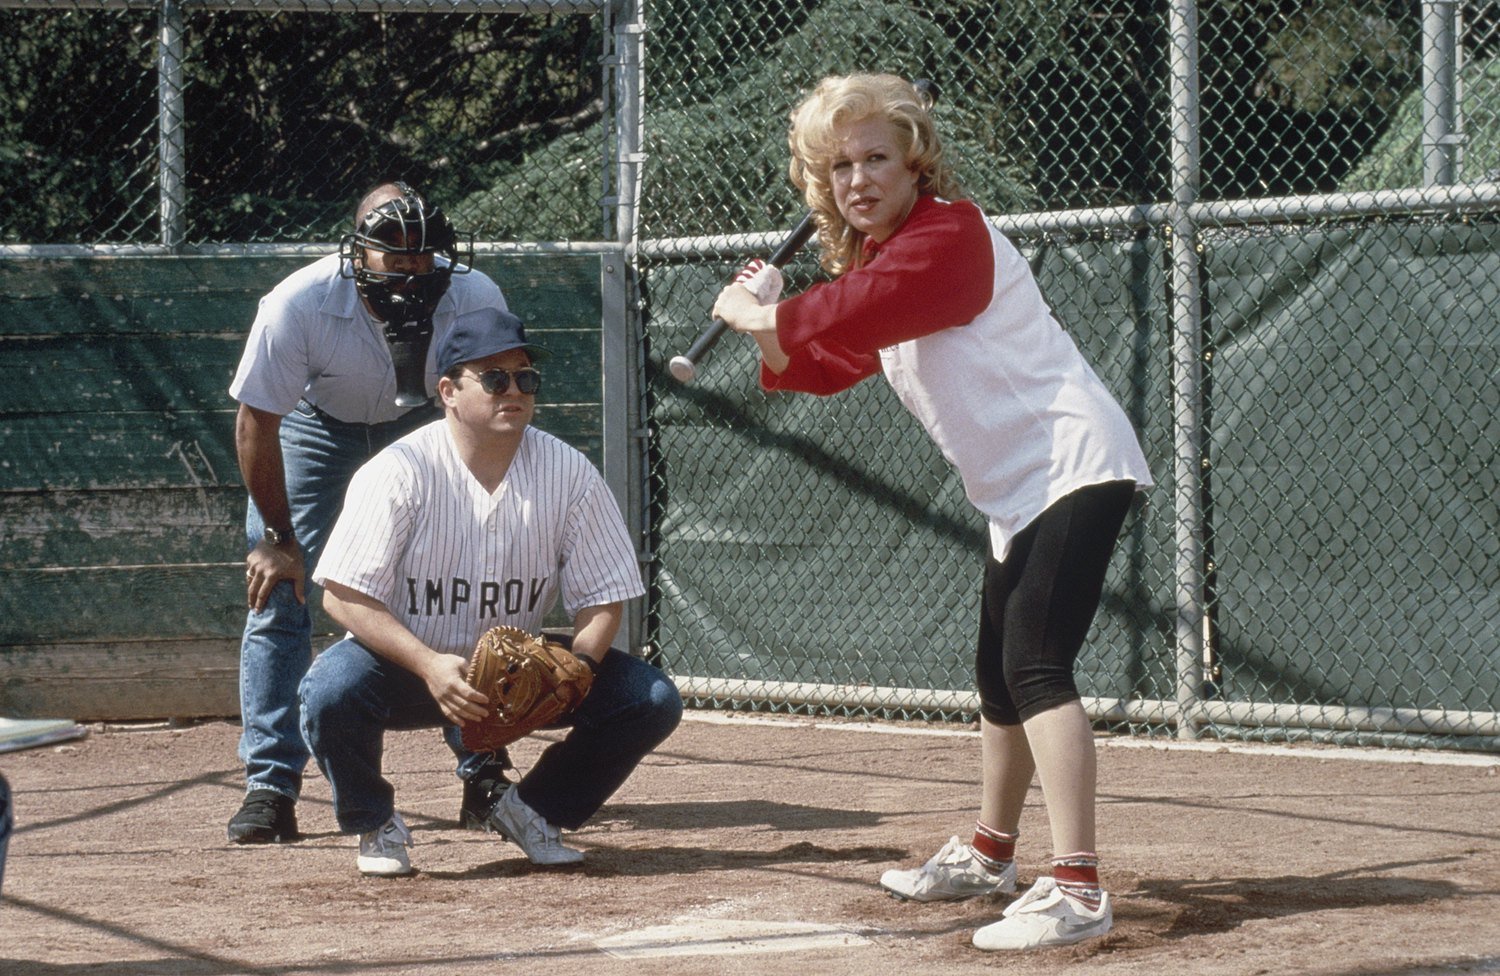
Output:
[
  {"xmin": 237, "ymin": 400, "xmax": 438, "ymax": 801},
  {"xmin": 298, "ymin": 639, "xmax": 683, "ymax": 834}
]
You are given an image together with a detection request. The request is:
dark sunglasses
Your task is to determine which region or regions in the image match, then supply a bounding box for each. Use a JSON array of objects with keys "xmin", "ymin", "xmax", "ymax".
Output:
[{"xmin": 466, "ymin": 367, "xmax": 541, "ymax": 395}]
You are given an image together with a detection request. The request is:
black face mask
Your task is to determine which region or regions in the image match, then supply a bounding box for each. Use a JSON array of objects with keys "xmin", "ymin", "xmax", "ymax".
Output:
[
  {"xmin": 338, "ymin": 184, "xmax": 474, "ymax": 407},
  {"xmin": 340, "ymin": 184, "xmax": 472, "ymax": 324},
  {"xmin": 354, "ymin": 266, "xmax": 454, "ymax": 326}
]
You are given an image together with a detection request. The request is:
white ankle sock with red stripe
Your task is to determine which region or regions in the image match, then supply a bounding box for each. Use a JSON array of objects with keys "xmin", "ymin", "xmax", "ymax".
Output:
[
  {"xmin": 970, "ymin": 822, "xmax": 1017, "ymax": 872},
  {"xmin": 1051, "ymin": 852, "xmax": 1103, "ymax": 911}
]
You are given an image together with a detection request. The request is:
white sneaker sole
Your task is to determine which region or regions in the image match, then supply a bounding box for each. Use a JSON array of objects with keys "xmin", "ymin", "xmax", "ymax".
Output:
[
  {"xmin": 972, "ymin": 914, "xmax": 1111, "ymax": 950},
  {"xmin": 519, "ymin": 847, "xmax": 585, "ymax": 866},
  {"xmin": 357, "ymin": 854, "xmax": 414, "ymax": 877}
]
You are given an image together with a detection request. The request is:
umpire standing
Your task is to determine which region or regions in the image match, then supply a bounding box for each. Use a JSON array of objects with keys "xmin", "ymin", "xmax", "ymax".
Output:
[{"xmin": 226, "ymin": 181, "xmax": 511, "ymax": 843}]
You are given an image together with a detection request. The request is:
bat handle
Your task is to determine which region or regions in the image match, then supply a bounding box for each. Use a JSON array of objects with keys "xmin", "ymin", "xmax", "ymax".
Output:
[
  {"xmin": 669, "ymin": 319, "xmax": 729, "ymax": 383},
  {"xmin": 766, "ymin": 212, "xmax": 818, "ymax": 265}
]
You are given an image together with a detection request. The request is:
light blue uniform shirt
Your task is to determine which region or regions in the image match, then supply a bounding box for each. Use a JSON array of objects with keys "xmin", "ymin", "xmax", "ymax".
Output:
[{"xmin": 230, "ymin": 253, "xmax": 507, "ymax": 425}]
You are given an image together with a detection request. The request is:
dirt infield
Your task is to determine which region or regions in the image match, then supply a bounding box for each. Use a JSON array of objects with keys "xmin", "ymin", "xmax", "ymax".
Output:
[{"xmin": 2, "ymin": 712, "xmax": 1497, "ymax": 976}]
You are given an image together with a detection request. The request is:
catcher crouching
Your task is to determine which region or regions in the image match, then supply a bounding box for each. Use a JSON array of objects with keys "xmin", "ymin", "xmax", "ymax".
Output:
[{"xmin": 297, "ymin": 306, "xmax": 682, "ymax": 876}]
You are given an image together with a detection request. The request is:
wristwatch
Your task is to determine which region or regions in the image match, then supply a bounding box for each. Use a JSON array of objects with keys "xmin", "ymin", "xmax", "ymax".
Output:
[{"xmin": 263, "ymin": 524, "xmax": 293, "ymax": 547}]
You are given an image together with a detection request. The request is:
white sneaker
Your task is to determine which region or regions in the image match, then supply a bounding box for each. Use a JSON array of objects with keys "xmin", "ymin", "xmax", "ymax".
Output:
[
  {"xmin": 486, "ymin": 786, "xmax": 584, "ymax": 865},
  {"xmin": 880, "ymin": 836, "xmax": 1017, "ymax": 902},
  {"xmin": 357, "ymin": 811, "xmax": 414, "ymax": 877},
  {"xmin": 972, "ymin": 876, "xmax": 1113, "ymax": 950}
]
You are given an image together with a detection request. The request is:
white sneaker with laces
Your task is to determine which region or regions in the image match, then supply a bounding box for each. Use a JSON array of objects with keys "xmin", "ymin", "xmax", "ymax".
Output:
[
  {"xmin": 486, "ymin": 785, "xmax": 584, "ymax": 865},
  {"xmin": 357, "ymin": 811, "xmax": 414, "ymax": 877},
  {"xmin": 879, "ymin": 835, "xmax": 1017, "ymax": 902},
  {"xmin": 971, "ymin": 876, "xmax": 1113, "ymax": 950}
]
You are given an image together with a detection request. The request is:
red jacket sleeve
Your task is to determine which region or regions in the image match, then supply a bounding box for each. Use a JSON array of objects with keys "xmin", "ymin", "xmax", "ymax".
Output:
[
  {"xmin": 766, "ymin": 197, "xmax": 995, "ymax": 395},
  {"xmin": 761, "ymin": 338, "xmax": 881, "ymax": 393}
]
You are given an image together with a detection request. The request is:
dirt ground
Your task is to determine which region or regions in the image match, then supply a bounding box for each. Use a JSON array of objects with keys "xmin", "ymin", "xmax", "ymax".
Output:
[{"xmin": 2, "ymin": 711, "xmax": 1497, "ymax": 976}]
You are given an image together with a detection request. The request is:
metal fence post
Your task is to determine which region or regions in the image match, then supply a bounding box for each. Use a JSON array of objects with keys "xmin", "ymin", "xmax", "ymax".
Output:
[
  {"xmin": 607, "ymin": 0, "xmax": 648, "ymax": 653},
  {"xmin": 1423, "ymin": 0, "xmax": 1462, "ymax": 187},
  {"xmin": 158, "ymin": 0, "xmax": 185, "ymax": 248},
  {"xmin": 1168, "ymin": 0, "xmax": 1205, "ymax": 740},
  {"xmin": 608, "ymin": 0, "xmax": 645, "ymax": 250}
]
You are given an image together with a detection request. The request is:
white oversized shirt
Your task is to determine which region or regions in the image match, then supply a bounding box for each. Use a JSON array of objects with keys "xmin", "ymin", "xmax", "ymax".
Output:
[
  {"xmin": 314, "ymin": 421, "xmax": 644, "ymax": 656},
  {"xmin": 769, "ymin": 195, "xmax": 1153, "ymax": 561},
  {"xmin": 230, "ymin": 253, "xmax": 507, "ymax": 424}
]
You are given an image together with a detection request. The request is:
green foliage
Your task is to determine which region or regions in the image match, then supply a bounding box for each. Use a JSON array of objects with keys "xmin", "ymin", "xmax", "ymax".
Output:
[
  {"xmin": 0, "ymin": 0, "xmax": 1459, "ymax": 244},
  {"xmin": 456, "ymin": 126, "xmax": 608, "ymax": 241},
  {"xmin": 179, "ymin": 11, "xmax": 602, "ymax": 242},
  {"xmin": 0, "ymin": 12, "xmax": 158, "ymax": 243},
  {"xmin": 1340, "ymin": 55, "xmax": 1500, "ymax": 191},
  {"xmin": 1257, "ymin": 1, "xmax": 1414, "ymax": 115},
  {"xmin": 637, "ymin": 0, "xmax": 1033, "ymax": 236},
  {"xmin": 0, "ymin": 9, "xmax": 602, "ymax": 244}
]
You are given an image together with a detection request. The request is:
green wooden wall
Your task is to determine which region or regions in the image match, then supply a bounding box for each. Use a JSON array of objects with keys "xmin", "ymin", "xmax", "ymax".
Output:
[{"xmin": 0, "ymin": 252, "xmax": 606, "ymax": 720}]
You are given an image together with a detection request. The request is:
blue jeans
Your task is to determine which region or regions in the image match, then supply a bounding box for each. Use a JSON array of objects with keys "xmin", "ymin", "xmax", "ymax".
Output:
[
  {"xmin": 299, "ymin": 640, "xmax": 683, "ymax": 834},
  {"xmin": 238, "ymin": 401, "xmax": 438, "ymax": 799}
]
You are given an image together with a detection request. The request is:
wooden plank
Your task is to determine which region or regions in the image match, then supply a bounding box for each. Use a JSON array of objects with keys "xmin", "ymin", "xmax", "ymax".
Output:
[
  {"xmin": 0, "ymin": 410, "xmax": 237, "ymax": 491},
  {"xmin": 2, "ymin": 553, "xmax": 591, "ymax": 644},
  {"xmin": 0, "ymin": 565, "xmax": 336, "ymax": 643},
  {"xmin": 0, "ymin": 330, "xmax": 595, "ymax": 416},
  {"xmin": 0, "ymin": 252, "xmax": 609, "ymax": 721},
  {"xmin": 0, "ymin": 253, "xmax": 603, "ymax": 338},
  {"xmin": 0, "ymin": 639, "xmax": 240, "ymax": 720},
  {"xmin": 0, "ymin": 256, "xmax": 307, "ymax": 337},
  {"xmin": 475, "ymin": 253, "xmax": 603, "ymax": 314},
  {"xmin": 0, "ymin": 412, "xmax": 593, "ymax": 489},
  {"xmin": 0, "ymin": 334, "xmax": 242, "ymax": 414},
  {"xmin": 0, "ymin": 487, "xmax": 243, "ymax": 567}
]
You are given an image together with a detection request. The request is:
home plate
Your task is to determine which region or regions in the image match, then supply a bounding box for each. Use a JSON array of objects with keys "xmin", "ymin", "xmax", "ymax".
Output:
[{"xmin": 594, "ymin": 918, "xmax": 872, "ymax": 959}]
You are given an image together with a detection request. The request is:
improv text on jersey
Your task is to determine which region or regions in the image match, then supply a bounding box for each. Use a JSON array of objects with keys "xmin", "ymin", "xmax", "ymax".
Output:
[{"xmin": 404, "ymin": 577, "xmax": 550, "ymax": 617}]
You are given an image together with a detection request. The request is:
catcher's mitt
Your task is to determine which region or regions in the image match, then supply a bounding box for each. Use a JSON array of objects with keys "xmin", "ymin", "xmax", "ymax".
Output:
[{"xmin": 461, "ymin": 626, "xmax": 595, "ymax": 753}]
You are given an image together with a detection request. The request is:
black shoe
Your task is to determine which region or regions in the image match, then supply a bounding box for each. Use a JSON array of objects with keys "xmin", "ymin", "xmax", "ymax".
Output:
[
  {"xmin": 227, "ymin": 789, "xmax": 300, "ymax": 844},
  {"xmin": 459, "ymin": 751, "xmax": 515, "ymax": 830}
]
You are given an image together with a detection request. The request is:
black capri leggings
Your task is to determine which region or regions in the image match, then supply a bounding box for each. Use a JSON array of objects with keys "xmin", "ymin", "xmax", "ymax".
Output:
[{"xmin": 975, "ymin": 480, "xmax": 1137, "ymax": 726}]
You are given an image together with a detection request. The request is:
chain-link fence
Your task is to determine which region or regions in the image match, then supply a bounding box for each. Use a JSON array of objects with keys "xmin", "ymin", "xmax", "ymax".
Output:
[
  {"xmin": 1, "ymin": 0, "xmax": 1495, "ymax": 750},
  {"xmin": 638, "ymin": 0, "xmax": 1499, "ymax": 752},
  {"xmin": 0, "ymin": 0, "xmax": 624, "ymax": 246}
]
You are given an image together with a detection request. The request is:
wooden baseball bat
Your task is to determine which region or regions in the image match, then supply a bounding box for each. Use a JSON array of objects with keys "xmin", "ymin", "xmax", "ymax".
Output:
[{"xmin": 669, "ymin": 79, "xmax": 941, "ymax": 385}]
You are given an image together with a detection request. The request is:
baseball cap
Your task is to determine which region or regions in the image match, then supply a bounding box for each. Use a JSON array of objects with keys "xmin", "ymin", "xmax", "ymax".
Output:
[{"xmin": 436, "ymin": 306, "xmax": 551, "ymax": 375}]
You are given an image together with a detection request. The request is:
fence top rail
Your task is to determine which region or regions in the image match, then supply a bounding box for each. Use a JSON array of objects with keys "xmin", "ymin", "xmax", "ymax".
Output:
[
  {"xmin": 639, "ymin": 182, "xmax": 1500, "ymax": 260},
  {"xmin": 8, "ymin": 183, "xmax": 1500, "ymax": 260},
  {"xmin": 1192, "ymin": 182, "xmax": 1500, "ymax": 225},
  {"xmin": 0, "ymin": 240, "xmax": 622, "ymax": 260},
  {"xmin": 0, "ymin": 0, "xmax": 604, "ymax": 11}
]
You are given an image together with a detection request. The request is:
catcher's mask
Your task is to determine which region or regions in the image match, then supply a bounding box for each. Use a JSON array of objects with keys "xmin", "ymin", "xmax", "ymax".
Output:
[{"xmin": 339, "ymin": 182, "xmax": 473, "ymax": 325}]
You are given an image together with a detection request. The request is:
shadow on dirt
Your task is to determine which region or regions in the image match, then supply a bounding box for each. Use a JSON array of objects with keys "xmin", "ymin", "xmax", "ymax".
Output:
[
  {"xmin": 422, "ymin": 839, "xmax": 908, "ymax": 880},
  {"xmin": 1124, "ymin": 859, "xmax": 1468, "ymax": 939},
  {"xmin": 585, "ymin": 798, "xmax": 888, "ymax": 831}
]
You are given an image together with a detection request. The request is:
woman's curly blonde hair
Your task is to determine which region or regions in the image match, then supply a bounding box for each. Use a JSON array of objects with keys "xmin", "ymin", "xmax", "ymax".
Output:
[{"xmin": 788, "ymin": 73, "xmax": 960, "ymax": 275}]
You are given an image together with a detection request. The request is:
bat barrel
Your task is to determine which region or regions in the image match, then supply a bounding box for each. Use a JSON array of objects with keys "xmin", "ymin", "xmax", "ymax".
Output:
[{"xmin": 668, "ymin": 318, "xmax": 729, "ymax": 382}]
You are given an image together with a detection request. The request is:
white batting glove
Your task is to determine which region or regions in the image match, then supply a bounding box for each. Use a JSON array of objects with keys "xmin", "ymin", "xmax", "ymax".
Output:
[{"xmin": 733, "ymin": 258, "xmax": 784, "ymax": 306}]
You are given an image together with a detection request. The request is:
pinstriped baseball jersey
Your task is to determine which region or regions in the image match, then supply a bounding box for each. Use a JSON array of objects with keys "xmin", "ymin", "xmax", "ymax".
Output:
[{"xmin": 313, "ymin": 419, "xmax": 643, "ymax": 656}]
